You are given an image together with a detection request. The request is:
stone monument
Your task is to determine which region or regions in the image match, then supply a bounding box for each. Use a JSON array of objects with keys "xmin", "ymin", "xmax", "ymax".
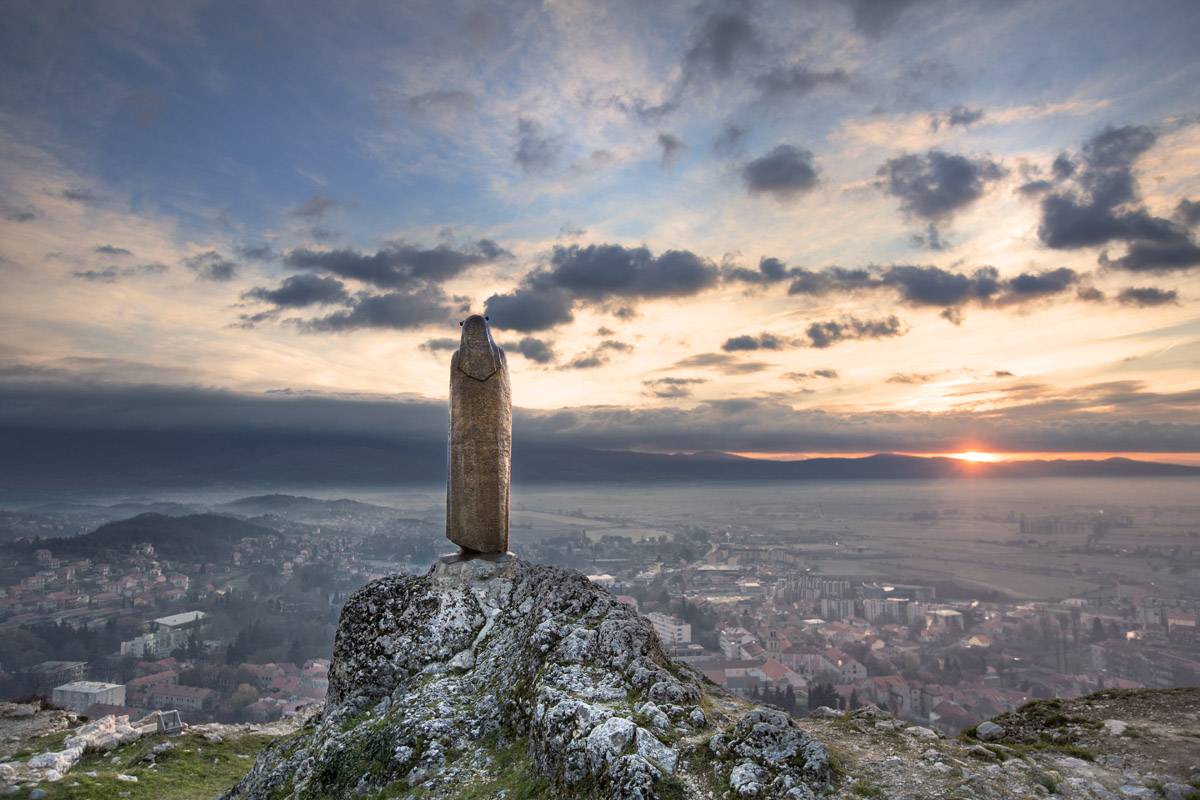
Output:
[{"xmin": 445, "ymin": 314, "xmax": 512, "ymax": 553}]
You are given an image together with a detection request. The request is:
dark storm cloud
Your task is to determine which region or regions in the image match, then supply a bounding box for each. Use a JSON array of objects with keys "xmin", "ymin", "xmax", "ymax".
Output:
[
  {"xmin": 753, "ymin": 65, "xmax": 850, "ymax": 101},
  {"xmin": 658, "ymin": 132, "xmax": 687, "ymax": 168},
  {"xmin": 94, "ymin": 245, "xmax": 132, "ymax": 256},
  {"xmin": 802, "ymin": 315, "xmax": 905, "ymax": 348},
  {"xmin": 183, "ymin": 251, "xmax": 238, "ymax": 281},
  {"xmin": 243, "ymin": 274, "xmax": 349, "ymax": 308},
  {"xmin": 713, "ymin": 123, "xmax": 747, "ymax": 156},
  {"xmin": 1115, "ymin": 286, "xmax": 1178, "ymax": 307},
  {"xmin": 235, "ymin": 243, "xmax": 276, "ymax": 261},
  {"xmin": 298, "ymin": 287, "xmax": 452, "ymax": 332},
  {"xmin": 928, "ymin": 105, "xmax": 984, "ymax": 132},
  {"xmin": 743, "ymin": 145, "xmax": 819, "ymax": 200},
  {"xmin": 284, "ymin": 239, "xmax": 509, "ymax": 290},
  {"xmin": 876, "ymin": 150, "xmax": 1005, "ymax": 221},
  {"xmin": 71, "ymin": 263, "xmax": 168, "ymax": 282},
  {"xmin": 1033, "ymin": 125, "xmax": 1200, "ymax": 271},
  {"xmin": 643, "ymin": 376, "xmax": 707, "ymax": 399},
  {"xmin": 514, "ymin": 117, "xmax": 563, "ymax": 173},
  {"xmin": 722, "ymin": 333, "xmax": 787, "ymax": 351},
  {"xmin": 507, "ymin": 337, "xmax": 556, "ymax": 364},
  {"xmin": 1, "ymin": 202, "xmax": 38, "ymax": 222},
  {"xmin": 485, "ymin": 244, "xmax": 719, "ymax": 331}
]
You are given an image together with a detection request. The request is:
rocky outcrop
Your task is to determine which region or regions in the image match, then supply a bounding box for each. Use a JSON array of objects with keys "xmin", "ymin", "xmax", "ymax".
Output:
[{"xmin": 223, "ymin": 555, "xmax": 832, "ymax": 799}]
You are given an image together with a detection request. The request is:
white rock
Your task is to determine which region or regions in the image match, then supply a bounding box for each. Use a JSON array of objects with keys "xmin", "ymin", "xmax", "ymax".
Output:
[
  {"xmin": 975, "ymin": 721, "xmax": 1005, "ymax": 741},
  {"xmin": 810, "ymin": 707, "xmax": 841, "ymax": 719},
  {"xmin": 1103, "ymin": 719, "xmax": 1129, "ymax": 736},
  {"xmin": 905, "ymin": 726, "xmax": 939, "ymax": 739},
  {"xmin": 634, "ymin": 728, "xmax": 677, "ymax": 774},
  {"xmin": 116, "ymin": 773, "xmax": 139, "ymax": 782},
  {"xmin": 585, "ymin": 717, "xmax": 637, "ymax": 771}
]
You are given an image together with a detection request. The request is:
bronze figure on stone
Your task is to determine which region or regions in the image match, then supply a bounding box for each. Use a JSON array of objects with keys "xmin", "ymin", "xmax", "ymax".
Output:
[{"xmin": 445, "ymin": 314, "xmax": 512, "ymax": 553}]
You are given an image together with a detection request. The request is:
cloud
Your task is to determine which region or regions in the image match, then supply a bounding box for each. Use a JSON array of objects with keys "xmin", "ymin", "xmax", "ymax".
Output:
[
  {"xmin": 182, "ymin": 251, "xmax": 238, "ymax": 281},
  {"xmin": 643, "ymin": 376, "xmax": 707, "ymax": 399},
  {"xmin": 784, "ymin": 369, "xmax": 839, "ymax": 380},
  {"xmin": 508, "ymin": 336, "xmax": 556, "ymax": 364},
  {"xmin": 298, "ymin": 287, "xmax": 453, "ymax": 332},
  {"xmin": 1076, "ymin": 286, "xmax": 1105, "ymax": 302},
  {"xmin": 1176, "ymin": 199, "xmax": 1200, "ymax": 228},
  {"xmin": 561, "ymin": 340, "xmax": 632, "ymax": 370},
  {"xmin": 420, "ymin": 337, "xmax": 459, "ymax": 352},
  {"xmin": 657, "ymin": 132, "xmax": 687, "ymax": 169},
  {"xmin": 284, "ymin": 239, "xmax": 509, "ymax": 290},
  {"xmin": 843, "ymin": 0, "xmax": 931, "ymax": 37},
  {"xmin": 876, "ymin": 149, "xmax": 1005, "ymax": 221},
  {"xmin": 753, "ymin": 65, "xmax": 850, "ymax": 102},
  {"xmin": 71, "ymin": 263, "xmax": 168, "ymax": 282},
  {"xmin": 235, "ymin": 243, "xmax": 276, "ymax": 261},
  {"xmin": 1115, "ymin": 286, "xmax": 1178, "ymax": 307},
  {"xmin": 887, "ymin": 372, "xmax": 938, "ymax": 384},
  {"xmin": 722, "ymin": 256, "xmax": 789, "ymax": 285},
  {"xmin": 743, "ymin": 144, "xmax": 819, "ymax": 200},
  {"xmin": 243, "ymin": 274, "xmax": 350, "ymax": 308},
  {"xmin": 681, "ymin": 8, "xmax": 762, "ymax": 86},
  {"xmin": 802, "ymin": 315, "xmax": 905, "ymax": 348},
  {"xmin": 59, "ymin": 187, "xmax": 101, "ymax": 204},
  {"xmin": 671, "ymin": 353, "xmax": 770, "ymax": 374},
  {"xmin": 408, "ymin": 89, "xmax": 476, "ymax": 119},
  {"xmin": 928, "ymin": 105, "xmax": 984, "ymax": 132},
  {"xmin": 1034, "ymin": 125, "xmax": 1200, "ymax": 271},
  {"xmin": 751, "ymin": 263, "xmax": 1085, "ymax": 313},
  {"xmin": 713, "ymin": 123, "xmax": 747, "ymax": 156},
  {"xmin": 291, "ymin": 194, "xmax": 337, "ymax": 220},
  {"xmin": 514, "ymin": 117, "xmax": 563, "ymax": 173},
  {"xmin": 93, "ymin": 244, "xmax": 132, "ymax": 256},
  {"xmin": 1, "ymin": 203, "xmax": 38, "ymax": 222},
  {"xmin": 485, "ymin": 244, "xmax": 719, "ymax": 331},
  {"xmin": 722, "ymin": 333, "xmax": 787, "ymax": 351},
  {"xmin": 484, "ymin": 286, "xmax": 575, "ymax": 332}
]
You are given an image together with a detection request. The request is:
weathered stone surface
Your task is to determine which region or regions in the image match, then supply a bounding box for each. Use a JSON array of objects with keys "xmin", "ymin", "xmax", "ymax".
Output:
[
  {"xmin": 976, "ymin": 720, "xmax": 1006, "ymax": 741},
  {"xmin": 224, "ymin": 557, "xmax": 834, "ymax": 800},
  {"xmin": 446, "ymin": 314, "xmax": 512, "ymax": 554}
]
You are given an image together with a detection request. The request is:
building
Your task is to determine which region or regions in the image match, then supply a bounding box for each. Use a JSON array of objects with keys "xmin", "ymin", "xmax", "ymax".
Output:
[
  {"xmin": 26, "ymin": 661, "xmax": 86, "ymax": 694},
  {"xmin": 52, "ymin": 681, "xmax": 126, "ymax": 714},
  {"xmin": 646, "ymin": 612, "xmax": 692, "ymax": 650},
  {"xmin": 149, "ymin": 685, "xmax": 216, "ymax": 712}
]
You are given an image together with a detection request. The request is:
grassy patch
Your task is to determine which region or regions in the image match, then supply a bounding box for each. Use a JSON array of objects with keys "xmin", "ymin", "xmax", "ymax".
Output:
[
  {"xmin": 450, "ymin": 739, "xmax": 549, "ymax": 800},
  {"xmin": 850, "ymin": 779, "xmax": 885, "ymax": 797},
  {"xmin": 1034, "ymin": 771, "xmax": 1059, "ymax": 794},
  {"xmin": 29, "ymin": 732, "xmax": 275, "ymax": 800},
  {"xmin": 12, "ymin": 728, "xmax": 72, "ymax": 759}
]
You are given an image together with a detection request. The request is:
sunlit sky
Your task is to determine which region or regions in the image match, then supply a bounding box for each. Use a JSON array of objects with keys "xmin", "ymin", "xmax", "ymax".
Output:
[{"xmin": 2, "ymin": 0, "xmax": 1199, "ymax": 460}]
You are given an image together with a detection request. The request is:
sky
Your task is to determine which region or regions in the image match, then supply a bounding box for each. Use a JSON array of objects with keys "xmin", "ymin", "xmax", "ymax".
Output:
[{"xmin": 1, "ymin": 0, "xmax": 1199, "ymax": 462}]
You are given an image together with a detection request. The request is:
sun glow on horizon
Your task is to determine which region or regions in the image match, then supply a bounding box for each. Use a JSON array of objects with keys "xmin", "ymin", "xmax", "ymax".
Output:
[{"xmin": 947, "ymin": 450, "xmax": 1005, "ymax": 463}]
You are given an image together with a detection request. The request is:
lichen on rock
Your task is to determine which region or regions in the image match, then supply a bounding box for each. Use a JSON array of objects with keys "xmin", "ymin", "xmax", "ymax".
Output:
[{"xmin": 221, "ymin": 555, "xmax": 833, "ymax": 799}]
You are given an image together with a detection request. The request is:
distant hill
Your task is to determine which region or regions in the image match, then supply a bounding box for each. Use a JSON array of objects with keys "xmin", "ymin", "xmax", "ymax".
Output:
[
  {"xmin": 7, "ymin": 513, "xmax": 276, "ymax": 561},
  {"xmin": 215, "ymin": 494, "xmax": 398, "ymax": 518},
  {"xmin": 0, "ymin": 427, "xmax": 1196, "ymax": 488}
]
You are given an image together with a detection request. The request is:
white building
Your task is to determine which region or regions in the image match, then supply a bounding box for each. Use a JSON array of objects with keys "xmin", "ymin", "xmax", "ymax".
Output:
[
  {"xmin": 646, "ymin": 612, "xmax": 692, "ymax": 649},
  {"xmin": 52, "ymin": 681, "xmax": 125, "ymax": 714}
]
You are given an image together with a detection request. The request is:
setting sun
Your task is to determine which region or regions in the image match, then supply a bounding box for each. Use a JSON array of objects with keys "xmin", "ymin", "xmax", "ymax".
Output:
[{"xmin": 948, "ymin": 451, "xmax": 1005, "ymax": 463}]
